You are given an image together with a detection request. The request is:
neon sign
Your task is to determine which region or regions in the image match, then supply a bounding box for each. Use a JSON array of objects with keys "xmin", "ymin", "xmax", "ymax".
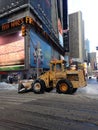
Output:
[{"xmin": 1, "ymin": 16, "xmax": 36, "ymax": 31}]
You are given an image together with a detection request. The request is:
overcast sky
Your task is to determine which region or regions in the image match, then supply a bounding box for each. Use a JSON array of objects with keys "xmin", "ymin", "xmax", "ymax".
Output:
[{"xmin": 68, "ymin": 0, "xmax": 98, "ymax": 52}]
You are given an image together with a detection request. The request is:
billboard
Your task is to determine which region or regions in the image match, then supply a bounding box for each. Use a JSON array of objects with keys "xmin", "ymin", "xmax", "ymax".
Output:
[
  {"xmin": 0, "ymin": 31, "xmax": 24, "ymax": 71},
  {"xmin": 57, "ymin": 0, "xmax": 69, "ymax": 51},
  {"xmin": 30, "ymin": 30, "xmax": 52, "ymax": 69},
  {"xmin": 0, "ymin": 0, "xmax": 51, "ymax": 23},
  {"xmin": 58, "ymin": 18, "xmax": 63, "ymax": 47},
  {"xmin": 30, "ymin": 0, "xmax": 51, "ymax": 23},
  {"xmin": 63, "ymin": 0, "xmax": 69, "ymax": 52},
  {"xmin": 0, "ymin": 0, "xmax": 28, "ymax": 15},
  {"xmin": 57, "ymin": 0, "xmax": 63, "ymax": 47},
  {"xmin": 30, "ymin": 0, "xmax": 52, "ymax": 36},
  {"xmin": 63, "ymin": 0, "xmax": 68, "ymax": 29}
]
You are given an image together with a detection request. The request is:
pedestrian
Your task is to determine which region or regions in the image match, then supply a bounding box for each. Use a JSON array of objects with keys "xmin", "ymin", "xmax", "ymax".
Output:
[{"xmin": 9, "ymin": 75, "xmax": 13, "ymax": 84}]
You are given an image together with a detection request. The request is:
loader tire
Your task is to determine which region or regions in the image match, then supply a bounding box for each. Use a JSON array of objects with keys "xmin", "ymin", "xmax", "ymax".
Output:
[
  {"xmin": 56, "ymin": 79, "xmax": 73, "ymax": 94},
  {"xmin": 32, "ymin": 79, "xmax": 45, "ymax": 94}
]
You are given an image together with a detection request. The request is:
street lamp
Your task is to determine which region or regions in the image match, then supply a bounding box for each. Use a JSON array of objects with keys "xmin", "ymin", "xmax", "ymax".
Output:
[{"xmin": 35, "ymin": 44, "xmax": 42, "ymax": 78}]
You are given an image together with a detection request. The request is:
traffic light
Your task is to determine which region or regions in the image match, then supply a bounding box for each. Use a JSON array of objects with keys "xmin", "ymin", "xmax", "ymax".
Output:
[
  {"xmin": 96, "ymin": 46, "xmax": 98, "ymax": 50},
  {"xmin": 21, "ymin": 25, "xmax": 26, "ymax": 36}
]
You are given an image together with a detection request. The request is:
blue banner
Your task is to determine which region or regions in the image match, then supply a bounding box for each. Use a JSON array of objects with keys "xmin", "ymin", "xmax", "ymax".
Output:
[{"xmin": 30, "ymin": 30, "xmax": 51, "ymax": 69}]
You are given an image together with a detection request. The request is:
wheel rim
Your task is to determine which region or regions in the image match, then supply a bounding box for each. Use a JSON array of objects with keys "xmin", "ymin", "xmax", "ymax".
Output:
[
  {"xmin": 34, "ymin": 83, "xmax": 41, "ymax": 92},
  {"xmin": 59, "ymin": 83, "xmax": 68, "ymax": 92}
]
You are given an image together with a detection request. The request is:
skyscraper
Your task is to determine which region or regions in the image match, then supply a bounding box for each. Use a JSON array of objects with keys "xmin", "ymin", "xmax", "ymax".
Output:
[{"xmin": 69, "ymin": 11, "xmax": 85, "ymax": 62}]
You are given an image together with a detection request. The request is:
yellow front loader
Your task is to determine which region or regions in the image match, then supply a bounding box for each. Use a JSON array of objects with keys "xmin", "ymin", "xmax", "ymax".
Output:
[{"xmin": 18, "ymin": 60, "xmax": 87, "ymax": 94}]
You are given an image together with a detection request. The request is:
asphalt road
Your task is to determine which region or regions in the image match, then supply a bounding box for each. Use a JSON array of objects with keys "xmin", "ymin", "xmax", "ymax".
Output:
[{"xmin": 0, "ymin": 79, "xmax": 98, "ymax": 130}]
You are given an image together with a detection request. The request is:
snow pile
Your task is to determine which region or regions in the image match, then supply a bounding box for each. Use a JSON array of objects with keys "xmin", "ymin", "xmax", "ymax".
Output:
[
  {"xmin": 77, "ymin": 83, "xmax": 98, "ymax": 95},
  {"xmin": 0, "ymin": 82, "xmax": 18, "ymax": 90}
]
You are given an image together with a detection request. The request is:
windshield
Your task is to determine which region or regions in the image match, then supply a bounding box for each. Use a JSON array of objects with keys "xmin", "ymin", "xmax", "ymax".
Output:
[{"xmin": 51, "ymin": 63, "xmax": 62, "ymax": 71}]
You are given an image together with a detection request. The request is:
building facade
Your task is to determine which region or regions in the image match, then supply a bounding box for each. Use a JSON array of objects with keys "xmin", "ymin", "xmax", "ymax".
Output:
[
  {"xmin": 85, "ymin": 39, "xmax": 90, "ymax": 63},
  {"xmin": 69, "ymin": 11, "xmax": 85, "ymax": 62},
  {"xmin": 0, "ymin": 0, "xmax": 68, "ymax": 80},
  {"xmin": 89, "ymin": 52, "xmax": 97, "ymax": 70}
]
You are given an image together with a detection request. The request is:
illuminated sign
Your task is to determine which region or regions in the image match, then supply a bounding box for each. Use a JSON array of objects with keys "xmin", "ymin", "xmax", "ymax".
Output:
[
  {"xmin": 0, "ymin": 16, "xmax": 37, "ymax": 31},
  {"xmin": 2, "ymin": 18, "xmax": 24, "ymax": 31},
  {"xmin": 0, "ymin": 16, "xmax": 52, "ymax": 44},
  {"xmin": 0, "ymin": 16, "xmax": 63, "ymax": 54},
  {"xmin": 0, "ymin": 31, "xmax": 24, "ymax": 71}
]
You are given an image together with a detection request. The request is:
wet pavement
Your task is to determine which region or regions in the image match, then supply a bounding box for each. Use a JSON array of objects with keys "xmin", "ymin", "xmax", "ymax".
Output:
[{"xmin": 0, "ymin": 78, "xmax": 98, "ymax": 130}]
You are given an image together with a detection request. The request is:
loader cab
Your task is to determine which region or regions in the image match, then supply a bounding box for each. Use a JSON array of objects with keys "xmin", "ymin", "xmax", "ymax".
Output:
[{"xmin": 50, "ymin": 60, "xmax": 65, "ymax": 72}]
